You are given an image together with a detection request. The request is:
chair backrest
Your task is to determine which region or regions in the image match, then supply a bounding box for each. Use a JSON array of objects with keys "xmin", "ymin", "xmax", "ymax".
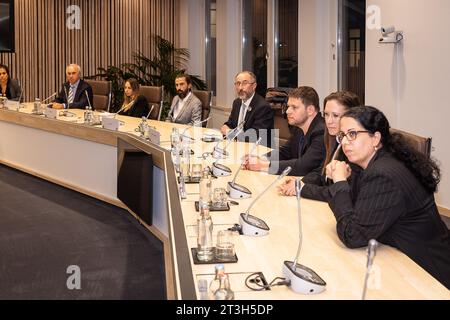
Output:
[
  {"xmin": 390, "ymin": 128, "xmax": 432, "ymax": 158},
  {"xmin": 192, "ymin": 90, "xmax": 212, "ymax": 127},
  {"xmin": 266, "ymin": 87, "xmax": 293, "ymax": 147},
  {"xmin": 84, "ymin": 79, "xmax": 111, "ymax": 111},
  {"xmin": 140, "ymin": 85, "xmax": 164, "ymax": 120}
]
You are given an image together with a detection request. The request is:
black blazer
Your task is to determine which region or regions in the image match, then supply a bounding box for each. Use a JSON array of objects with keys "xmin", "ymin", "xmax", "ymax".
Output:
[
  {"xmin": 267, "ymin": 113, "xmax": 325, "ymax": 176},
  {"xmin": 54, "ymin": 79, "xmax": 94, "ymax": 110},
  {"xmin": 118, "ymin": 95, "xmax": 150, "ymax": 118},
  {"xmin": 328, "ymin": 149, "xmax": 450, "ymax": 289},
  {"xmin": 2, "ymin": 79, "xmax": 22, "ymax": 101},
  {"xmin": 224, "ymin": 93, "xmax": 274, "ymax": 147},
  {"xmin": 301, "ymin": 139, "xmax": 358, "ymax": 202}
]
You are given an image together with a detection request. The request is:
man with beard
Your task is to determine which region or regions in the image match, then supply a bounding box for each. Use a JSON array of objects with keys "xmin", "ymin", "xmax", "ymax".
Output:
[
  {"xmin": 168, "ymin": 74, "xmax": 202, "ymax": 125},
  {"xmin": 242, "ymin": 86, "xmax": 325, "ymax": 176},
  {"xmin": 221, "ymin": 71, "xmax": 274, "ymax": 147}
]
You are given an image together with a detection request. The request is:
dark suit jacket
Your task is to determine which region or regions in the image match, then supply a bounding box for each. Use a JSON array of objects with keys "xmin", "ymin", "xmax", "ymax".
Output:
[
  {"xmin": 54, "ymin": 79, "xmax": 94, "ymax": 110},
  {"xmin": 4, "ymin": 79, "xmax": 22, "ymax": 101},
  {"xmin": 328, "ymin": 149, "xmax": 450, "ymax": 289},
  {"xmin": 118, "ymin": 95, "xmax": 150, "ymax": 118},
  {"xmin": 224, "ymin": 93, "xmax": 274, "ymax": 147},
  {"xmin": 267, "ymin": 113, "xmax": 325, "ymax": 176},
  {"xmin": 301, "ymin": 139, "xmax": 359, "ymax": 202}
]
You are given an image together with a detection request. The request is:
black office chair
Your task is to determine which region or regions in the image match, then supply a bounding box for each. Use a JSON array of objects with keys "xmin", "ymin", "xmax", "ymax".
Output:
[
  {"xmin": 390, "ymin": 128, "xmax": 432, "ymax": 158},
  {"xmin": 84, "ymin": 79, "xmax": 112, "ymax": 111},
  {"xmin": 192, "ymin": 90, "xmax": 212, "ymax": 127},
  {"xmin": 265, "ymin": 87, "xmax": 294, "ymax": 147},
  {"xmin": 140, "ymin": 85, "xmax": 164, "ymax": 120}
]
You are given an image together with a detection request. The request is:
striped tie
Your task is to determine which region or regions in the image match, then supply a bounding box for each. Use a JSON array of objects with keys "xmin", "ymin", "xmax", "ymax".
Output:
[{"xmin": 68, "ymin": 86, "xmax": 75, "ymax": 104}]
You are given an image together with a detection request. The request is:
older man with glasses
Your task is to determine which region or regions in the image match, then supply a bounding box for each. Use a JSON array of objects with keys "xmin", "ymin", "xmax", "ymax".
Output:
[{"xmin": 220, "ymin": 71, "xmax": 274, "ymax": 147}]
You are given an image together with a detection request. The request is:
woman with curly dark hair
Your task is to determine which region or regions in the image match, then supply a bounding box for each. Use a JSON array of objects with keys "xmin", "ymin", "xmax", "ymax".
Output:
[{"xmin": 326, "ymin": 106, "xmax": 450, "ymax": 289}]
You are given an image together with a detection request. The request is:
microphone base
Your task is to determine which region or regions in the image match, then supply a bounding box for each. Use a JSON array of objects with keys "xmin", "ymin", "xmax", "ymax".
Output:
[
  {"xmin": 239, "ymin": 213, "xmax": 269, "ymax": 237},
  {"xmin": 227, "ymin": 182, "xmax": 252, "ymax": 199},
  {"xmin": 212, "ymin": 162, "xmax": 232, "ymax": 177},
  {"xmin": 212, "ymin": 147, "xmax": 229, "ymax": 160},
  {"xmin": 283, "ymin": 261, "xmax": 326, "ymax": 295}
]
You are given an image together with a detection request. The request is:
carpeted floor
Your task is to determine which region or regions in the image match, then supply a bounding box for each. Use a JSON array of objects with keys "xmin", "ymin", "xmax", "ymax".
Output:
[{"xmin": 0, "ymin": 164, "xmax": 166, "ymax": 300}]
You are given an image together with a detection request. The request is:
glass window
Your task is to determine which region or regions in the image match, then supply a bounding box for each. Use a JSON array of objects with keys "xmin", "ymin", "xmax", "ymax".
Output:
[
  {"xmin": 276, "ymin": 0, "xmax": 298, "ymax": 88},
  {"xmin": 205, "ymin": 0, "xmax": 217, "ymax": 94},
  {"xmin": 338, "ymin": 0, "xmax": 366, "ymax": 104},
  {"xmin": 242, "ymin": 0, "xmax": 268, "ymax": 97}
]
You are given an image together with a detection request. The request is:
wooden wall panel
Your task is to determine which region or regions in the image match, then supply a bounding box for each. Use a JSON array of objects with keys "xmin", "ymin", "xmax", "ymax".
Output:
[{"xmin": 0, "ymin": 0, "xmax": 179, "ymax": 102}]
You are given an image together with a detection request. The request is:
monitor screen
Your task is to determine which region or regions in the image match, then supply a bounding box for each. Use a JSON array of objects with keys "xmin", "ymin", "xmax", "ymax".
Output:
[
  {"xmin": 0, "ymin": 0, "xmax": 14, "ymax": 52},
  {"xmin": 117, "ymin": 138, "xmax": 154, "ymax": 226}
]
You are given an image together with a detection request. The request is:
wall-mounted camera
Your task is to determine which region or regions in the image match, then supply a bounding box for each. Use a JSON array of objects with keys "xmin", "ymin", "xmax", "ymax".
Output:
[{"xmin": 379, "ymin": 26, "xmax": 404, "ymax": 44}]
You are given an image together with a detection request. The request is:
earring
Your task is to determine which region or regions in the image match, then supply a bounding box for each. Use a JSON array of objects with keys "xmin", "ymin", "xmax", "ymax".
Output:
[{"xmin": 374, "ymin": 146, "xmax": 378, "ymax": 151}]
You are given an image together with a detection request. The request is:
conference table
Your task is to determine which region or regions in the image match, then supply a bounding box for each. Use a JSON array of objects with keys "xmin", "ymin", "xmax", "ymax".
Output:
[{"xmin": 0, "ymin": 103, "xmax": 448, "ymax": 300}]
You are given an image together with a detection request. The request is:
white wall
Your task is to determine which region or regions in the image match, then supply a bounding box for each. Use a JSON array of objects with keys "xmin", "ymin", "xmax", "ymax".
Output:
[
  {"xmin": 299, "ymin": 0, "xmax": 338, "ymax": 107},
  {"xmin": 365, "ymin": 0, "xmax": 450, "ymax": 209},
  {"xmin": 179, "ymin": 0, "xmax": 206, "ymax": 80}
]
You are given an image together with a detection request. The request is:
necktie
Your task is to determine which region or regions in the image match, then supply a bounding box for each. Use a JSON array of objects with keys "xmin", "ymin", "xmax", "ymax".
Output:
[
  {"xmin": 68, "ymin": 85, "xmax": 75, "ymax": 104},
  {"xmin": 238, "ymin": 103, "xmax": 247, "ymax": 124}
]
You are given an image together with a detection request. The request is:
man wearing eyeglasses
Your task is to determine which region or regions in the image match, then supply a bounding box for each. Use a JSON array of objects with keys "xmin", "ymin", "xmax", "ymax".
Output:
[
  {"xmin": 220, "ymin": 71, "xmax": 274, "ymax": 147},
  {"xmin": 243, "ymin": 86, "xmax": 325, "ymax": 176}
]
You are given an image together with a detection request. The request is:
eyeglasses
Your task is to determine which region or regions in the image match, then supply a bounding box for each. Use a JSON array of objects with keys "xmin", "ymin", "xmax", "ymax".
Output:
[
  {"xmin": 336, "ymin": 130, "xmax": 371, "ymax": 143},
  {"xmin": 234, "ymin": 81, "xmax": 255, "ymax": 87}
]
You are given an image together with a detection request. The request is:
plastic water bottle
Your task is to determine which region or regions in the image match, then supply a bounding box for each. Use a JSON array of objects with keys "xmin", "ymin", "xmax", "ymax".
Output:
[
  {"xmin": 209, "ymin": 264, "xmax": 225, "ymax": 299},
  {"xmin": 197, "ymin": 205, "xmax": 214, "ymax": 262},
  {"xmin": 214, "ymin": 273, "xmax": 235, "ymax": 300},
  {"xmin": 199, "ymin": 168, "xmax": 212, "ymax": 208},
  {"xmin": 181, "ymin": 140, "xmax": 191, "ymax": 178},
  {"xmin": 33, "ymin": 98, "xmax": 41, "ymax": 113}
]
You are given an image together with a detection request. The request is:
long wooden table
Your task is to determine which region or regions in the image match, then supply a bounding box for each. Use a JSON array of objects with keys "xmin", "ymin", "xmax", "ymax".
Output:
[{"xmin": 0, "ymin": 104, "xmax": 448, "ymax": 300}]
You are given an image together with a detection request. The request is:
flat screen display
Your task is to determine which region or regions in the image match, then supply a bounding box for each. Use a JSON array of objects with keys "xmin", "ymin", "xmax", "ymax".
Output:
[
  {"xmin": 0, "ymin": 0, "xmax": 14, "ymax": 52},
  {"xmin": 117, "ymin": 138, "xmax": 154, "ymax": 226}
]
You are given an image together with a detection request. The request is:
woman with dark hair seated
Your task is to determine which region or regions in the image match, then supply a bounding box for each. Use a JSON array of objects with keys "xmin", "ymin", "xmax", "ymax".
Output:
[
  {"xmin": 0, "ymin": 64, "xmax": 22, "ymax": 101},
  {"xmin": 326, "ymin": 106, "xmax": 450, "ymax": 289},
  {"xmin": 117, "ymin": 79, "xmax": 150, "ymax": 118},
  {"xmin": 278, "ymin": 91, "xmax": 361, "ymax": 201}
]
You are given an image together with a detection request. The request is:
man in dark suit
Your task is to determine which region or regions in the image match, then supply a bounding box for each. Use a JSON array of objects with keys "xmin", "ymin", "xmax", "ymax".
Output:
[
  {"xmin": 221, "ymin": 71, "xmax": 274, "ymax": 147},
  {"xmin": 243, "ymin": 86, "xmax": 325, "ymax": 176},
  {"xmin": 53, "ymin": 64, "xmax": 94, "ymax": 110}
]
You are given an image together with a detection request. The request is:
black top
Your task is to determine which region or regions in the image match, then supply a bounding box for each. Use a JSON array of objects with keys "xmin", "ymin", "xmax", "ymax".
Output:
[
  {"xmin": 266, "ymin": 113, "xmax": 325, "ymax": 176},
  {"xmin": 118, "ymin": 95, "xmax": 150, "ymax": 118},
  {"xmin": 54, "ymin": 79, "xmax": 94, "ymax": 110},
  {"xmin": 1, "ymin": 79, "xmax": 22, "ymax": 101},
  {"xmin": 301, "ymin": 139, "xmax": 358, "ymax": 202},
  {"xmin": 224, "ymin": 93, "xmax": 274, "ymax": 147},
  {"xmin": 328, "ymin": 149, "xmax": 450, "ymax": 289}
]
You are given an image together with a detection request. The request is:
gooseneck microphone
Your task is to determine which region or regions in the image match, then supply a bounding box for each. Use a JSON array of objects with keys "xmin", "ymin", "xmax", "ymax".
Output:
[
  {"xmin": 146, "ymin": 104, "xmax": 155, "ymax": 119},
  {"xmin": 362, "ymin": 239, "xmax": 378, "ymax": 300},
  {"xmin": 282, "ymin": 178, "xmax": 327, "ymax": 294},
  {"xmin": 227, "ymin": 137, "xmax": 262, "ymax": 199},
  {"xmin": 42, "ymin": 92, "xmax": 57, "ymax": 104},
  {"xmin": 238, "ymin": 166, "xmax": 291, "ymax": 237},
  {"xmin": 212, "ymin": 120, "xmax": 245, "ymax": 159},
  {"xmin": 180, "ymin": 117, "xmax": 211, "ymax": 142},
  {"xmin": 85, "ymin": 91, "xmax": 93, "ymax": 110}
]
